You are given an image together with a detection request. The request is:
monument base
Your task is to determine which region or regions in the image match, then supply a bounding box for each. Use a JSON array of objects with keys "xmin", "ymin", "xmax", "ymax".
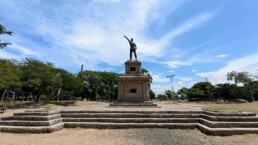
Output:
[
  {"xmin": 113, "ymin": 59, "xmax": 158, "ymax": 107},
  {"xmin": 109, "ymin": 101, "xmax": 158, "ymax": 107}
]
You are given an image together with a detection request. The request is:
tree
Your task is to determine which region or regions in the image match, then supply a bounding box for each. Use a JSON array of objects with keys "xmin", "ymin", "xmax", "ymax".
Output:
[
  {"xmin": 227, "ymin": 71, "xmax": 255, "ymax": 101},
  {"xmin": 78, "ymin": 70, "xmax": 118, "ymax": 101},
  {"xmin": 149, "ymin": 89, "xmax": 156, "ymax": 100},
  {"xmin": 187, "ymin": 88, "xmax": 204, "ymax": 101},
  {"xmin": 0, "ymin": 59, "xmax": 21, "ymax": 101},
  {"xmin": 19, "ymin": 58, "xmax": 57, "ymax": 102},
  {"xmin": 157, "ymin": 94, "xmax": 167, "ymax": 100},
  {"xmin": 165, "ymin": 90, "xmax": 173, "ymax": 100},
  {"xmin": 227, "ymin": 71, "xmax": 251, "ymax": 85},
  {"xmin": 0, "ymin": 24, "xmax": 13, "ymax": 49},
  {"xmin": 97, "ymin": 72, "xmax": 118, "ymax": 102},
  {"xmin": 246, "ymin": 80, "xmax": 258, "ymax": 102},
  {"xmin": 48, "ymin": 68, "xmax": 83, "ymax": 101},
  {"xmin": 190, "ymin": 82, "xmax": 214, "ymax": 101},
  {"xmin": 177, "ymin": 87, "xmax": 189, "ymax": 100}
]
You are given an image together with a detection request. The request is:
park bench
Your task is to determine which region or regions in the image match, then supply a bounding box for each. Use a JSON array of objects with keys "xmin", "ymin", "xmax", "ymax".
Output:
[{"xmin": 0, "ymin": 105, "xmax": 8, "ymax": 113}]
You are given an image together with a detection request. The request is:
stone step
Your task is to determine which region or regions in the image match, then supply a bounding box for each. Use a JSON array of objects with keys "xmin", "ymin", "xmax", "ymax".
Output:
[
  {"xmin": 1, "ymin": 114, "xmax": 61, "ymax": 121},
  {"xmin": 204, "ymin": 111, "xmax": 256, "ymax": 117},
  {"xmin": 197, "ymin": 124, "xmax": 258, "ymax": 136},
  {"xmin": 63, "ymin": 118, "xmax": 199, "ymax": 123},
  {"xmin": 64, "ymin": 122, "xmax": 197, "ymax": 129},
  {"xmin": 60, "ymin": 110, "xmax": 256, "ymax": 116},
  {"xmin": 61, "ymin": 113, "xmax": 201, "ymax": 118},
  {"xmin": 24, "ymin": 109, "xmax": 57, "ymax": 113},
  {"xmin": 14, "ymin": 110, "xmax": 60, "ymax": 116},
  {"xmin": 0, "ymin": 118, "xmax": 62, "ymax": 126},
  {"xmin": 199, "ymin": 119, "xmax": 258, "ymax": 128},
  {"xmin": 0, "ymin": 122, "xmax": 64, "ymax": 133},
  {"xmin": 60, "ymin": 110, "xmax": 204, "ymax": 114},
  {"xmin": 109, "ymin": 102, "xmax": 158, "ymax": 107},
  {"xmin": 202, "ymin": 114, "xmax": 258, "ymax": 122}
]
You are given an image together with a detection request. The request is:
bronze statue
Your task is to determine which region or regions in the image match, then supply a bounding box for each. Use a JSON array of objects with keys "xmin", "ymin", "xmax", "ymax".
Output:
[{"xmin": 124, "ymin": 35, "xmax": 137, "ymax": 60}]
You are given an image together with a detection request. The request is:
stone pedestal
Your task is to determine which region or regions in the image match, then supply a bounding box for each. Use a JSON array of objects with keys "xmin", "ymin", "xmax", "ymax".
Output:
[{"xmin": 110, "ymin": 60, "xmax": 157, "ymax": 106}]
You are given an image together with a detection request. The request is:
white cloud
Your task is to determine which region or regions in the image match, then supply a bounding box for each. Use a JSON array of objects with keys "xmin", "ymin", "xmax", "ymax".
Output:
[
  {"xmin": 162, "ymin": 60, "xmax": 192, "ymax": 69},
  {"xmin": 151, "ymin": 84, "xmax": 170, "ymax": 94},
  {"xmin": 176, "ymin": 76, "xmax": 193, "ymax": 81},
  {"xmin": 191, "ymin": 69, "xmax": 198, "ymax": 73},
  {"xmin": 9, "ymin": 43, "xmax": 39, "ymax": 56},
  {"xmin": 0, "ymin": 0, "xmax": 218, "ymax": 71},
  {"xmin": 174, "ymin": 81, "xmax": 194, "ymax": 90},
  {"xmin": 152, "ymin": 74, "xmax": 169, "ymax": 83},
  {"xmin": 160, "ymin": 11, "xmax": 217, "ymax": 45},
  {"xmin": 196, "ymin": 54, "xmax": 258, "ymax": 84},
  {"xmin": 151, "ymin": 75, "xmax": 194, "ymax": 94},
  {"xmin": 217, "ymin": 54, "xmax": 228, "ymax": 58}
]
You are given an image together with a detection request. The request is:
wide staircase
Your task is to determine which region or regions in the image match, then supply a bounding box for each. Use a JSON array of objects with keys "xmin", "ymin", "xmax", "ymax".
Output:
[
  {"xmin": 0, "ymin": 109, "xmax": 63, "ymax": 133},
  {"xmin": 62, "ymin": 110, "xmax": 201, "ymax": 129},
  {"xmin": 1, "ymin": 109, "xmax": 258, "ymax": 136},
  {"xmin": 61, "ymin": 110, "xmax": 258, "ymax": 136}
]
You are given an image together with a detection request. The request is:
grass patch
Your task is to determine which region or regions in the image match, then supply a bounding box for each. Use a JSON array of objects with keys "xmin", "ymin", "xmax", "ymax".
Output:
[{"xmin": 183, "ymin": 101, "xmax": 258, "ymax": 113}]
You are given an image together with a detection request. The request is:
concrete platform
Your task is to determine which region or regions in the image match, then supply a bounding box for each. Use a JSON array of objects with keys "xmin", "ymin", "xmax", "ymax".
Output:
[{"xmin": 109, "ymin": 101, "xmax": 158, "ymax": 107}]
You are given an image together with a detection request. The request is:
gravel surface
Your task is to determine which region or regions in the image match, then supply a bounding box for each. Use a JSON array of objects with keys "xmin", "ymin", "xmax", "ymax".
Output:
[{"xmin": 1, "ymin": 128, "xmax": 258, "ymax": 145}]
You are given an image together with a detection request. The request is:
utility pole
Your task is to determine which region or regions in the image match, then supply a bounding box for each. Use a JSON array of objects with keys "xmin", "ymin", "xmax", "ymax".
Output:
[
  {"xmin": 167, "ymin": 75, "xmax": 175, "ymax": 93},
  {"xmin": 205, "ymin": 77, "xmax": 211, "ymax": 101}
]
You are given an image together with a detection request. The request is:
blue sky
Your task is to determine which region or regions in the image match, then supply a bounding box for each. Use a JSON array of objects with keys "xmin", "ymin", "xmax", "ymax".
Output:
[{"xmin": 1, "ymin": 0, "xmax": 258, "ymax": 94}]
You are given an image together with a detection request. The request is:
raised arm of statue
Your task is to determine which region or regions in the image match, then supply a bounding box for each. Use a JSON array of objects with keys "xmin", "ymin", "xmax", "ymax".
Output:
[
  {"xmin": 122, "ymin": 35, "xmax": 137, "ymax": 60},
  {"xmin": 124, "ymin": 35, "xmax": 130, "ymax": 42}
]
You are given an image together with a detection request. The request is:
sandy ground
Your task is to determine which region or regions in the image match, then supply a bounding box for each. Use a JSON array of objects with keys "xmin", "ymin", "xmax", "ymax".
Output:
[
  {"xmin": 1, "ymin": 128, "xmax": 258, "ymax": 145},
  {"xmin": 1, "ymin": 101, "xmax": 258, "ymax": 145}
]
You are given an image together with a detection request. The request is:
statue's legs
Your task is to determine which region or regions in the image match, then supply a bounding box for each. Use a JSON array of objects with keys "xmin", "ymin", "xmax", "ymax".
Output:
[
  {"xmin": 130, "ymin": 49, "xmax": 137, "ymax": 60},
  {"xmin": 130, "ymin": 50, "xmax": 132, "ymax": 60},
  {"xmin": 133, "ymin": 51, "xmax": 137, "ymax": 60}
]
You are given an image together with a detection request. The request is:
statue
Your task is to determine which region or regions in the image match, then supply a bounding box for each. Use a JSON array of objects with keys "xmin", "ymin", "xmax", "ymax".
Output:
[{"xmin": 124, "ymin": 35, "xmax": 137, "ymax": 60}]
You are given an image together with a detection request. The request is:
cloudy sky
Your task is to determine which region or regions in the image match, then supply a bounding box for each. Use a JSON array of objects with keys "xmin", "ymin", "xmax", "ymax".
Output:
[{"xmin": 1, "ymin": 0, "xmax": 258, "ymax": 94}]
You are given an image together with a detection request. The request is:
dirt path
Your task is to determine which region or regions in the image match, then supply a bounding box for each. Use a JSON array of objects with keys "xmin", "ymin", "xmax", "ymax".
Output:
[{"xmin": 1, "ymin": 128, "xmax": 258, "ymax": 145}]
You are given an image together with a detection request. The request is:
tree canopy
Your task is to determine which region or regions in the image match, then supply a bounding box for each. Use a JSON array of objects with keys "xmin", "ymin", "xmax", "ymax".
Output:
[
  {"xmin": 0, "ymin": 58, "xmax": 119, "ymax": 102},
  {"xmin": 0, "ymin": 24, "xmax": 13, "ymax": 49}
]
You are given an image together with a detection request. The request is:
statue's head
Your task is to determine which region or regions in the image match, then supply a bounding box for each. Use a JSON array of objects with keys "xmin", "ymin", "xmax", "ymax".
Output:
[{"xmin": 131, "ymin": 38, "xmax": 133, "ymax": 42}]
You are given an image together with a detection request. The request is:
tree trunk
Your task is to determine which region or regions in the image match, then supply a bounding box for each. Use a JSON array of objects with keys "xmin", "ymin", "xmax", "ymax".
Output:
[
  {"xmin": 35, "ymin": 95, "xmax": 40, "ymax": 102},
  {"xmin": 29, "ymin": 92, "xmax": 33, "ymax": 101},
  {"xmin": 11, "ymin": 92, "xmax": 15, "ymax": 101},
  {"xmin": 56, "ymin": 88, "xmax": 62, "ymax": 101},
  {"xmin": 0, "ymin": 87, "xmax": 8, "ymax": 101},
  {"xmin": 35, "ymin": 91, "xmax": 40, "ymax": 102},
  {"xmin": 250, "ymin": 91, "xmax": 254, "ymax": 102}
]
